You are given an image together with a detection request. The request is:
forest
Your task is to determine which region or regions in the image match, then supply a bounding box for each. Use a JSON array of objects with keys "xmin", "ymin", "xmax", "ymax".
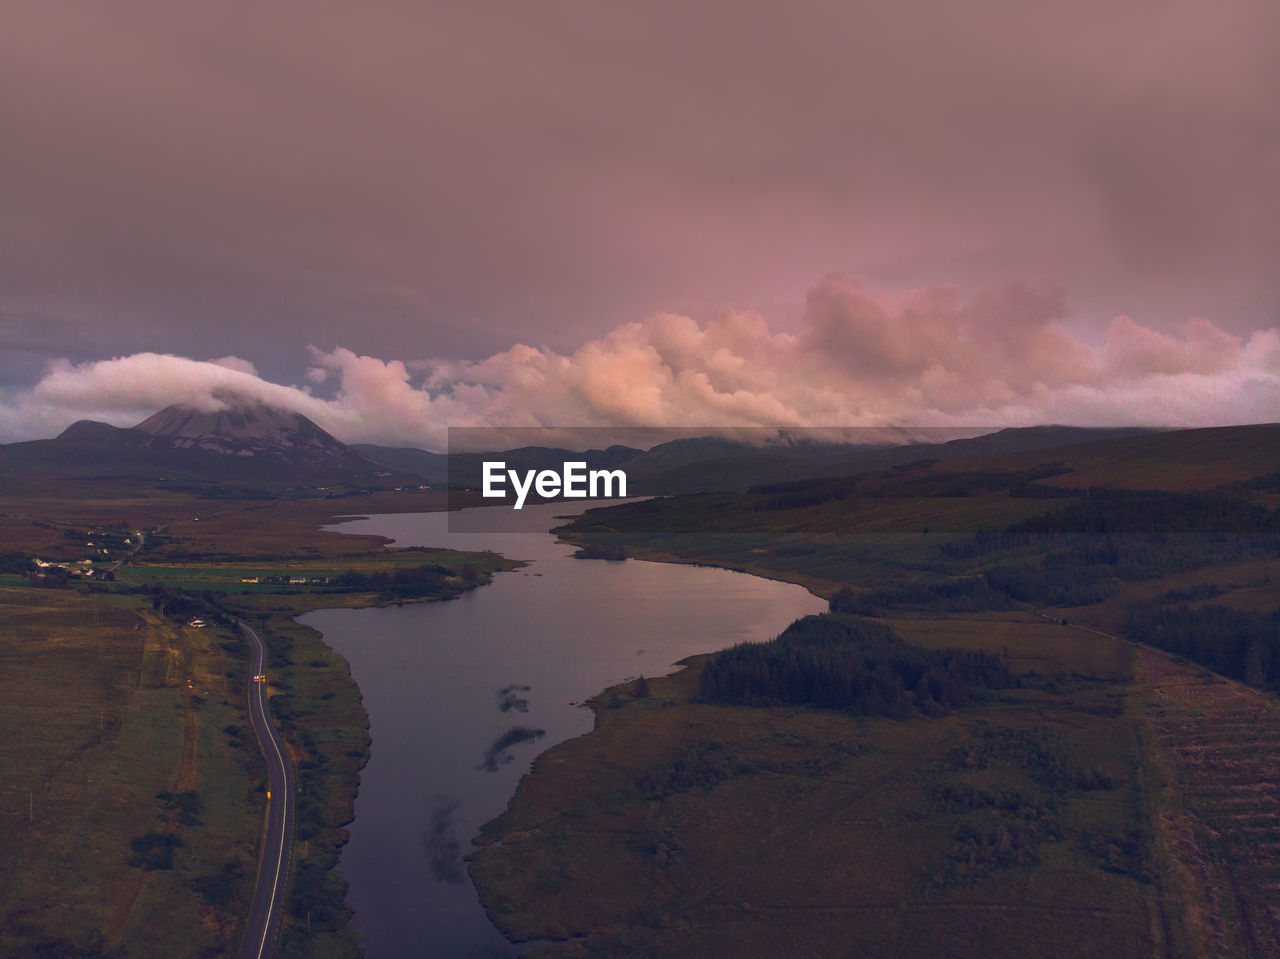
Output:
[
  {"xmin": 330, "ymin": 563, "xmax": 469, "ymax": 599},
  {"xmin": 1125, "ymin": 601, "xmax": 1280, "ymax": 690},
  {"xmin": 697, "ymin": 613, "xmax": 1013, "ymax": 717},
  {"xmin": 1007, "ymin": 487, "xmax": 1280, "ymax": 535}
]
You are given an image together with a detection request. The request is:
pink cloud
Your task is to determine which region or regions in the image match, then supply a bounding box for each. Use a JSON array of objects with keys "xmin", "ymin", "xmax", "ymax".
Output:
[
  {"xmin": 1104, "ymin": 315, "xmax": 1242, "ymax": 377},
  {"xmin": 3, "ymin": 278, "xmax": 1278, "ymax": 447}
]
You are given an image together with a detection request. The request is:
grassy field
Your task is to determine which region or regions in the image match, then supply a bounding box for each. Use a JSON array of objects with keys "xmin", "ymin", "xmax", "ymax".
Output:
[
  {"xmin": 0, "ymin": 486, "xmax": 487, "ymax": 560},
  {"xmin": 124, "ymin": 547, "xmax": 502, "ymax": 595},
  {"xmin": 470, "ymin": 612, "xmax": 1170, "ymax": 958},
  {"xmin": 0, "ymin": 587, "xmax": 261, "ymax": 959},
  {"xmin": 0, "ymin": 485, "xmax": 518, "ymax": 959}
]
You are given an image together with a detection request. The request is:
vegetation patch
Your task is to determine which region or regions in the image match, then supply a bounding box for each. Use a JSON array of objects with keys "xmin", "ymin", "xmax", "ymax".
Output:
[
  {"xmin": 698, "ymin": 613, "xmax": 1013, "ymax": 716},
  {"xmin": 471, "ymin": 616, "xmax": 1159, "ymax": 959},
  {"xmin": 1126, "ymin": 601, "xmax": 1280, "ymax": 690}
]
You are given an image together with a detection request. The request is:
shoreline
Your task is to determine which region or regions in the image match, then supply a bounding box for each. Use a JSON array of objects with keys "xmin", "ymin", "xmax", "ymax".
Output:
[
  {"xmin": 250, "ymin": 554, "xmax": 523, "ymax": 956},
  {"xmin": 305, "ymin": 505, "xmax": 825, "ymax": 957}
]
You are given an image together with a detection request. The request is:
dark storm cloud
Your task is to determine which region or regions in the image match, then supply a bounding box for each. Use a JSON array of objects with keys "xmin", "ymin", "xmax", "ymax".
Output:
[{"xmin": 0, "ymin": 0, "xmax": 1277, "ymax": 419}]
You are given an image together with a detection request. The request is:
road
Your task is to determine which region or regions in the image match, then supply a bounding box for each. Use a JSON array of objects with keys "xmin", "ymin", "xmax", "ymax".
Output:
[
  {"xmin": 238, "ymin": 621, "xmax": 296, "ymax": 959},
  {"xmin": 1032, "ymin": 607, "xmax": 1122, "ymax": 641}
]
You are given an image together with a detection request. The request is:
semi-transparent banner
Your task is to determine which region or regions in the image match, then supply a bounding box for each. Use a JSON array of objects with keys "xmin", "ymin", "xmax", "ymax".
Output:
[{"xmin": 440, "ymin": 424, "xmax": 1182, "ymax": 533}]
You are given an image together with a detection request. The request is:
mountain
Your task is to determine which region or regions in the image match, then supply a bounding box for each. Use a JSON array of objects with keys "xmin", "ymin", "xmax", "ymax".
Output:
[
  {"xmin": 0, "ymin": 402, "xmax": 402, "ymax": 490},
  {"xmin": 130, "ymin": 403, "xmax": 377, "ymax": 472}
]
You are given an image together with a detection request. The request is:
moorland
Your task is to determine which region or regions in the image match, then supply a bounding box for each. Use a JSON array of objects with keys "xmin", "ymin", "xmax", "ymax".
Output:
[
  {"xmin": 0, "ymin": 481, "xmax": 513, "ymax": 959},
  {"xmin": 469, "ymin": 424, "xmax": 1280, "ymax": 958},
  {"xmin": 5, "ymin": 420, "xmax": 1280, "ymax": 959}
]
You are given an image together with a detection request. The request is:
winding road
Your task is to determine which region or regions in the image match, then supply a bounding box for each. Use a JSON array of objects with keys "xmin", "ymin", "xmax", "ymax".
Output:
[{"xmin": 237, "ymin": 621, "xmax": 295, "ymax": 959}]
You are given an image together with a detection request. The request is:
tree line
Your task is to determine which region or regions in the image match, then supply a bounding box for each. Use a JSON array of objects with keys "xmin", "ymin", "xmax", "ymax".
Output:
[
  {"xmin": 330, "ymin": 563, "xmax": 470, "ymax": 599},
  {"xmin": 829, "ymin": 578, "xmax": 1014, "ymax": 616},
  {"xmin": 1125, "ymin": 602, "xmax": 1280, "ymax": 689},
  {"xmin": 1008, "ymin": 487, "xmax": 1280, "ymax": 536}
]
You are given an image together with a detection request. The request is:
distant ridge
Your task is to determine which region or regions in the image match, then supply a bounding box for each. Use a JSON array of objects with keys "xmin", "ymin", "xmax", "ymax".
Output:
[
  {"xmin": 7, "ymin": 410, "xmax": 1256, "ymax": 496},
  {"xmin": 357, "ymin": 426, "xmax": 1160, "ymax": 494},
  {"xmin": 350, "ymin": 444, "xmax": 450, "ymax": 485}
]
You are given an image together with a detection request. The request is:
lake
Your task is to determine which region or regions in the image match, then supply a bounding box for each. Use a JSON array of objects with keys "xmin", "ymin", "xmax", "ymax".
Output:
[{"xmin": 302, "ymin": 501, "xmax": 826, "ymax": 958}]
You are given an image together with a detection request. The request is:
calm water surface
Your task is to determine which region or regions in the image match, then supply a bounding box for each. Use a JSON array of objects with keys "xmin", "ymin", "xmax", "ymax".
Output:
[{"xmin": 303, "ymin": 502, "xmax": 825, "ymax": 958}]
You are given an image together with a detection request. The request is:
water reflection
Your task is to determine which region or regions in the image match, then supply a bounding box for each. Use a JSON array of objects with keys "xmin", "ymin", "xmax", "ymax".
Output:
[
  {"xmin": 479, "ymin": 726, "xmax": 546, "ymax": 773},
  {"xmin": 424, "ymin": 796, "xmax": 465, "ymax": 885},
  {"xmin": 497, "ymin": 685, "xmax": 531, "ymax": 714}
]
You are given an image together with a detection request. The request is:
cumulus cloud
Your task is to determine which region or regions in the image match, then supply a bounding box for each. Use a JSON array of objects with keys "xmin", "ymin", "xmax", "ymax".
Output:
[{"xmin": 3, "ymin": 276, "xmax": 1278, "ymax": 448}]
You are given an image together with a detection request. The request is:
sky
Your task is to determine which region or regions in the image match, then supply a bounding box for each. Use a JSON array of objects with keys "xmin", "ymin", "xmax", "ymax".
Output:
[{"xmin": 2, "ymin": 0, "xmax": 1278, "ymax": 448}]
